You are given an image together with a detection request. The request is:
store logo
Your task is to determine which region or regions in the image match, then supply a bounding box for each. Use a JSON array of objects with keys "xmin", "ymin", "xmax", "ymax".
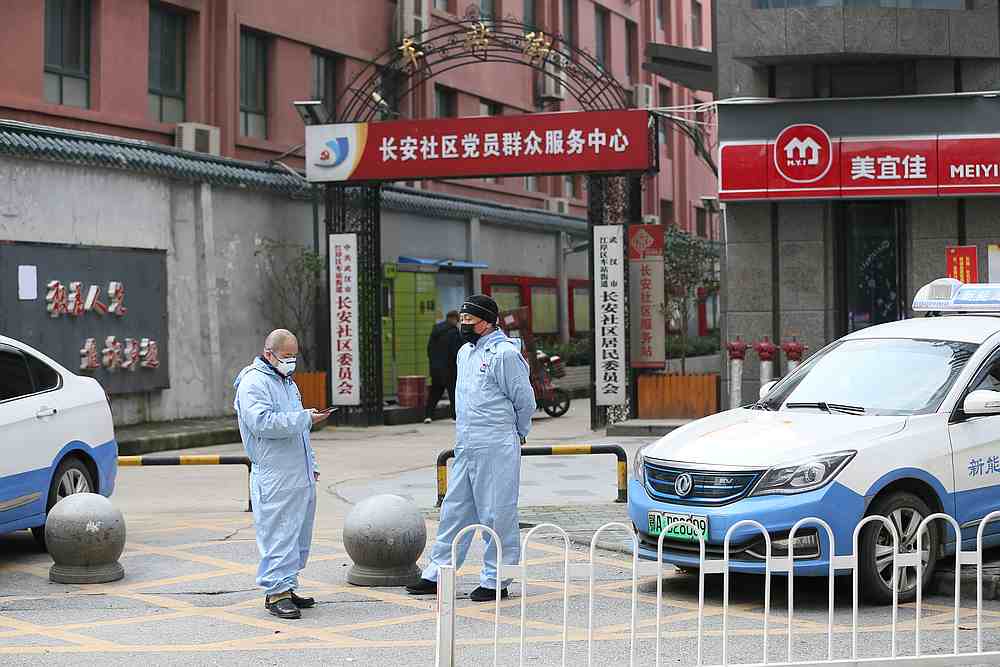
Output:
[
  {"xmin": 316, "ymin": 137, "xmax": 351, "ymax": 168},
  {"xmin": 630, "ymin": 227, "xmax": 654, "ymax": 256},
  {"xmin": 674, "ymin": 472, "xmax": 693, "ymax": 497},
  {"xmin": 774, "ymin": 124, "xmax": 833, "ymax": 184}
]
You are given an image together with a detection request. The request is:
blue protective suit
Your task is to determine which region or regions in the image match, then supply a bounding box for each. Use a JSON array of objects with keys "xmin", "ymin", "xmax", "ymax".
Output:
[
  {"xmin": 233, "ymin": 357, "xmax": 318, "ymax": 597},
  {"xmin": 422, "ymin": 329, "xmax": 536, "ymax": 588}
]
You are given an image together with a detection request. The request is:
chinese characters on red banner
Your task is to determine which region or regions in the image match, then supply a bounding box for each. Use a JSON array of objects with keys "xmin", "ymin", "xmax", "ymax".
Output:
[
  {"xmin": 45, "ymin": 278, "xmax": 159, "ymax": 372},
  {"xmin": 594, "ymin": 226, "xmax": 626, "ymax": 406},
  {"xmin": 330, "ymin": 234, "xmax": 360, "ymax": 405},
  {"xmin": 628, "ymin": 225, "xmax": 666, "ymax": 368},
  {"xmin": 946, "ymin": 246, "xmax": 978, "ymax": 283}
]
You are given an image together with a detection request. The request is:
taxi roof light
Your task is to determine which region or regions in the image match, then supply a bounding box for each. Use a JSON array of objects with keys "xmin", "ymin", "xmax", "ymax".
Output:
[{"xmin": 912, "ymin": 278, "xmax": 1000, "ymax": 313}]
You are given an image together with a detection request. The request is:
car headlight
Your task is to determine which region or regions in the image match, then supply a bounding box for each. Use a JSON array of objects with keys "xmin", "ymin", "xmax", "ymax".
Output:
[
  {"xmin": 632, "ymin": 444, "xmax": 651, "ymax": 483},
  {"xmin": 750, "ymin": 451, "xmax": 856, "ymax": 496}
]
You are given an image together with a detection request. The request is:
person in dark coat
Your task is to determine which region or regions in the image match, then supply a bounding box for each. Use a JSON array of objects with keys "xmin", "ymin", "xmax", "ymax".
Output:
[{"xmin": 424, "ymin": 310, "xmax": 461, "ymax": 422}]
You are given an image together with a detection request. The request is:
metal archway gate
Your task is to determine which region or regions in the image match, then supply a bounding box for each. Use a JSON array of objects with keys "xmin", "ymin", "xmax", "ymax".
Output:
[{"xmin": 321, "ymin": 6, "xmax": 655, "ymax": 427}]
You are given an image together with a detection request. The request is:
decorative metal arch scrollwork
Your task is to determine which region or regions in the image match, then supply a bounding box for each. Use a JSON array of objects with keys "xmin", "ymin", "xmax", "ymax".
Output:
[{"xmin": 338, "ymin": 7, "xmax": 630, "ymax": 123}]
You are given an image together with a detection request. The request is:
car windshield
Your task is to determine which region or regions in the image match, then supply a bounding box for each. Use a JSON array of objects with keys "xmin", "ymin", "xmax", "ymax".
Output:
[{"xmin": 761, "ymin": 338, "xmax": 978, "ymax": 416}]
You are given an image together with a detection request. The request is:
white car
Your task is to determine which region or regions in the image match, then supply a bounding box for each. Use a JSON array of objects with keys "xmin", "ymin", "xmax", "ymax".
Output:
[
  {"xmin": 630, "ymin": 278, "xmax": 1000, "ymax": 604},
  {"xmin": 0, "ymin": 335, "xmax": 117, "ymax": 547}
]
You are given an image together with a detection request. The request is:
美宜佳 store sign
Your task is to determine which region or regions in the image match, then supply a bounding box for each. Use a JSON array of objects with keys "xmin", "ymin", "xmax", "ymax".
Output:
[
  {"xmin": 719, "ymin": 124, "xmax": 1000, "ymax": 201},
  {"xmin": 305, "ymin": 109, "xmax": 653, "ymax": 183}
]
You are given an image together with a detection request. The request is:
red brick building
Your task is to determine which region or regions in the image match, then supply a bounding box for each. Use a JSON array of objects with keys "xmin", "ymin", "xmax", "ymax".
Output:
[{"xmin": 0, "ymin": 0, "xmax": 715, "ymax": 233}]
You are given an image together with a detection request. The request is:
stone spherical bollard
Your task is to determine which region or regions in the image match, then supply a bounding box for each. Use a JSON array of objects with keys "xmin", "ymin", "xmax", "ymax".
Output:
[
  {"xmin": 343, "ymin": 494, "xmax": 426, "ymax": 587},
  {"xmin": 45, "ymin": 493, "xmax": 126, "ymax": 584}
]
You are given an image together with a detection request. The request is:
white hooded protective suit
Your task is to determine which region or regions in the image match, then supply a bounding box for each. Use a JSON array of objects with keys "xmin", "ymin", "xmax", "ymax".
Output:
[
  {"xmin": 422, "ymin": 329, "xmax": 535, "ymax": 588},
  {"xmin": 234, "ymin": 357, "xmax": 318, "ymax": 597}
]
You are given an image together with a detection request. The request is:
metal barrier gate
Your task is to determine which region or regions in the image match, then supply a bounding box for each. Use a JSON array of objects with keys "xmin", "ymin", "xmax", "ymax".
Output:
[
  {"xmin": 118, "ymin": 454, "xmax": 252, "ymax": 511},
  {"xmin": 434, "ymin": 511, "xmax": 1000, "ymax": 667}
]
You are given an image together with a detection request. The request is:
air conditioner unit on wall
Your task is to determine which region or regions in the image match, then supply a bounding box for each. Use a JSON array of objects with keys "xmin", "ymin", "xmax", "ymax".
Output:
[
  {"xmin": 396, "ymin": 0, "xmax": 430, "ymax": 42},
  {"xmin": 633, "ymin": 83, "xmax": 654, "ymax": 109},
  {"xmin": 540, "ymin": 56, "xmax": 567, "ymax": 101},
  {"xmin": 174, "ymin": 123, "xmax": 221, "ymax": 156},
  {"xmin": 642, "ymin": 214, "xmax": 660, "ymax": 225},
  {"xmin": 545, "ymin": 198, "xmax": 571, "ymax": 215}
]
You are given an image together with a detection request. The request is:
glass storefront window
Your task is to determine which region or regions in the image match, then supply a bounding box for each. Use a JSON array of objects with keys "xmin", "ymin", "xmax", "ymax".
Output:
[
  {"xmin": 573, "ymin": 287, "xmax": 591, "ymax": 333},
  {"xmin": 842, "ymin": 202, "xmax": 902, "ymax": 333},
  {"xmin": 491, "ymin": 285, "xmax": 522, "ymax": 314},
  {"xmin": 530, "ymin": 286, "xmax": 558, "ymax": 334},
  {"xmin": 753, "ymin": 0, "xmax": 966, "ymax": 7}
]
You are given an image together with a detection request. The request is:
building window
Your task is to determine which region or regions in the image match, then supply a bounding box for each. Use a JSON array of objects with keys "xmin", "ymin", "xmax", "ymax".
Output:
[
  {"xmin": 436, "ymin": 85, "xmax": 457, "ymax": 118},
  {"xmin": 658, "ymin": 85, "xmax": 672, "ymax": 151},
  {"xmin": 525, "ymin": 175, "xmax": 538, "ymax": 192},
  {"xmin": 148, "ymin": 3, "xmax": 185, "ymax": 124},
  {"xmin": 434, "ymin": 0, "xmax": 449, "ymax": 10},
  {"xmin": 531, "ymin": 286, "xmax": 559, "ymax": 334},
  {"xmin": 312, "ymin": 52, "xmax": 337, "ymax": 119},
  {"xmin": 491, "ymin": 285, "xmax": 523, "ymax": 313},
  {"xmin": 523, "ymin": 0, "xmax": 537, "ymax": 28},
  {"xmin": 657, "ymin": 0, "xmax": 671, "ymax": 36},
  {"xmin": 572, "ymin": 285, "xmax": 591, "ymax": 334},
  {"xmin": 44, "ymin": 0, "xmax": 90, "ymax": 108},
  {"xmin": 691, "ymin": 0, "xmax": 703, "ymax": 48},
  {"xmin": 594, "ymin": 7, "xmax": 609, "ymax": 70},
  {"xmin": 240, "ymin": 30, "xmax": 268, "ymax": 139},
  {"xmin": 562, "ymin": 0, "xmax": 574, "ymax": 47},
  {"xmin": 479, "ymin": 0, "xmax": 495, "ymax": 20},
  {"xmin": 696, "ymin": 207, "xmax": 707, "ymax": 238},
  {"xmin": 660, "ymin": 199, "xmax": 674, "ymax": 225},
  {"xmin": 626, "ymin": 21, "xmax": 639, "ymax": 83},
  {"xmin": 563, "ymin": 175, "xmax": 576, "ymax": 199}
]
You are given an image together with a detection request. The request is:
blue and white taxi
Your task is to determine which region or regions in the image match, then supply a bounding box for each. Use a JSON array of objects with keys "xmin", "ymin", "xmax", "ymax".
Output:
[{"xmin": 630, "ymin": 278, "xmax": 1000, "ymax": 603}]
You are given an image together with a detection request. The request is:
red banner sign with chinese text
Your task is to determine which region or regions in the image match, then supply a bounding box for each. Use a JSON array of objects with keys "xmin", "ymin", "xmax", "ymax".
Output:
[
  {"xmin": 946, "ymin": 245, "xmax": 978, "ymax": 283},
  {"xmin": 628, "ymin": 225, "xmax": 665, "ymax": 369},
  {"xmin": 721, "ymin": 126, "xmax": 1000, "ymax": 201},
  {"xmin": 305, "ymin": 110, "xmax": 653, "ymax": 183}
]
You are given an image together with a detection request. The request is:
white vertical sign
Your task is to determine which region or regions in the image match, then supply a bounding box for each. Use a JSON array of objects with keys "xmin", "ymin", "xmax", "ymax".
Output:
[
  {"xmin": 593, "ymin": 225, "xmax": 626, "ymax": 406},
  {"xmin": 330, "ymin": 233, "xmax": 360, "ymax": 405}
]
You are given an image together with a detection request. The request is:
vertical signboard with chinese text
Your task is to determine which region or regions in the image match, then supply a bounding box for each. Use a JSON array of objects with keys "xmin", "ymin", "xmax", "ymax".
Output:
[
  {"xmin": 946, "ymin": 245, "xmax": 978, "ymax": 283},
  {"xmin": 628, "ymin": 225, "xmax": 665, "ymax": 369},
  {"xmin": 0, "ymin": 242, "xmax": 168, "ymax": 394},
  {"xmin": 593, "ymin": 225, "xmax": 626, "ymax": 406},
  {"xmin": 330, "ymin": 234, "xmax": 360, "ymax": 405}
]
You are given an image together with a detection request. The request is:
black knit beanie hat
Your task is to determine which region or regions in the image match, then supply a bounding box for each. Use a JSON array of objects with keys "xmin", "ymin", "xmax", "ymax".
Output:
[{"xmin": 460, "ymin": 294, "xmax": 500, "ymax": 325}]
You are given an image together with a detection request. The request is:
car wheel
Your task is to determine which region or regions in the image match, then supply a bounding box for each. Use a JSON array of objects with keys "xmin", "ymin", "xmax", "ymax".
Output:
[
  {"xmin": 860, "ymin": 491, "xmax": 938, "ymax": 605},
  {"xmin": 31, "ymin": 458, "xmax": 95, "ymax": 551}
]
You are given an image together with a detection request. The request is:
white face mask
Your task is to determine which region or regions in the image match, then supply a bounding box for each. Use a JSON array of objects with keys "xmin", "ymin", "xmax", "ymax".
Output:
[{"xmin": 268, "ymin": 351, "xmax": 297, "ymax": 376}]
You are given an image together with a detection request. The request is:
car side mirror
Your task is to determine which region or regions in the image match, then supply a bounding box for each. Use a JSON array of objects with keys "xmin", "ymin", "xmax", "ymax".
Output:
[
  {"xmin": 963, "ymin": 389, "xmax": 1000, "ymax": 416},
  {"xmin": 759, "ymin": 379, "xmax": 779, "ymax": 399}
]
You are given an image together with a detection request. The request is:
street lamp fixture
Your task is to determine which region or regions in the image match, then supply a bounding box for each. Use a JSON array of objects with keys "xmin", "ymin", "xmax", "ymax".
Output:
[{"xmin": 292, "ymin": 100, "xmax": 331, "ymax": 126}]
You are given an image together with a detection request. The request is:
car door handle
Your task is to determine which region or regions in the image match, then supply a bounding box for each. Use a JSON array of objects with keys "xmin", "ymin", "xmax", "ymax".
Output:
[{"xmin": 35, "ymin": 407, "xmax": 57, "ymax": 419}]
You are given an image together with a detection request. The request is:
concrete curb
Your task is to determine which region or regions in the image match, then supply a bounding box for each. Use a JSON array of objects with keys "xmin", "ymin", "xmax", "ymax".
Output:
[
  {"xmin": 606, "ymin": 420, "xmax": 688, "ymax": 438},
  {"xmin": 117, "ymin": 426, "xmax": 241, "ymax": 456}
]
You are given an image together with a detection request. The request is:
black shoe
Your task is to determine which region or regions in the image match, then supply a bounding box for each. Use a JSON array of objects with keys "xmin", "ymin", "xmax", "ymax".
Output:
[
  {"xmin": 405, "ymin": 578, "xmax": 437, "ymax": 595},
  {"xmin": 265, "ymin": 593, "xmax": 302, "ymax": 619},
  {"xmin": 469, "ymin": 586, "xmax": 508, "ymax": 602},
  {"xmin": 290, "ymin": 591, "xmax": 315, "ymax": 608}
]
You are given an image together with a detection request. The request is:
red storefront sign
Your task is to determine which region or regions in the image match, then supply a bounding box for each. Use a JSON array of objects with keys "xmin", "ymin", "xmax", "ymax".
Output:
[
  {"xmin": 721, "ymin": 127, "xmax": 1000, "ymax": 201},
  {"xmin": 305, "ymin": 109, "xmax": 653, "ymax": 183},
  {"xmin": 946, "ymin": 246, "xmax": 979, "ymax": 283}
]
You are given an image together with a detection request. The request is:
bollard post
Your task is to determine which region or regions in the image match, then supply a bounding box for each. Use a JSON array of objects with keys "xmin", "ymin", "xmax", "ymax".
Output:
[
  {"xmin": 435, "ymin": 565, "xmax": 457, "ymax": 667},
  {"xmin": 781, "ymin": 337, "xmax": 807, "ymax": 373},
  {"xmin": 754, "ymin": 336, "xmax": 778, "ymax": 391},
  {"xmin": 725, "ymin": 337, "xmax": 749, "ymax": 408}
]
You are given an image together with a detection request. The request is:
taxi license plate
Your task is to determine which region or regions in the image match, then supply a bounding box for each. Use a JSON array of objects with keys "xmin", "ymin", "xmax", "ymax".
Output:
[{"xmin": 648, "ymin": 511, "xmax": 708, "ymax": 542}]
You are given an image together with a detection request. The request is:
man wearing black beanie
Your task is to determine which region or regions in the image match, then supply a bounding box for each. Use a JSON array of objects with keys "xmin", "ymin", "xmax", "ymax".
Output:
[{"xmin": 406, "ymin": 293, "xmax": 536, "ymax": 601}]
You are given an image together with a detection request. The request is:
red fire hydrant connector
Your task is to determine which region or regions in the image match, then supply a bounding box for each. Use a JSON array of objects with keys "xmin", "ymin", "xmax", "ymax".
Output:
[
  {"xmin": 753, "ymin": 336, "xmax": 778, "ymax": 362},
  {"xmin": 781, "ymin": 338, "xmax": 807, "ymax": 363},
  {"xmin": 726, "ymin": 337, "xmax": 749, "ymax": 361}
]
